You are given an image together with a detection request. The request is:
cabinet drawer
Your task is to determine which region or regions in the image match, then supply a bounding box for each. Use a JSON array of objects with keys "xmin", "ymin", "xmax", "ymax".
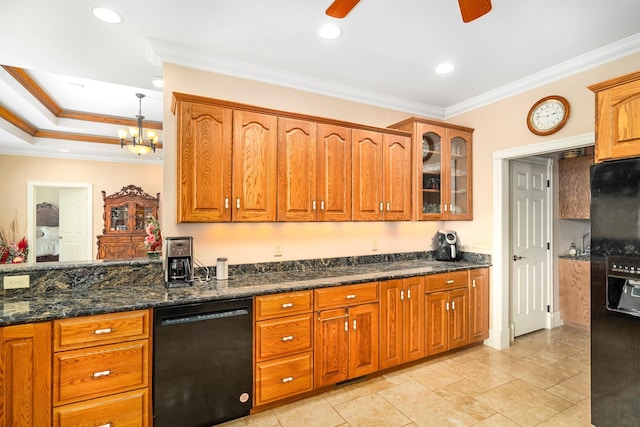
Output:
[
  {"xmin": 54, "ymin": 340, "xmax": 149, "ymax": 405},
  {"xmin": 54, "ymin": 310, "xmax": 149, "ymax": 351},
  {"xmin": 425, "ymin": 271, "xmax": 468, "ymax": 292},
  {"xmin": 314, "ymin": 282, "xmax": 378, "ymax": 310},
  {"xmin": 53, "ymin": 388, "xmax": 149, "ymax": 427},
  {"xmin": 255, "ymin": 352, "xmax": 313, "ymax": 406},
  {"xmin": 256, "ymin": 313, "xmax": 313, "ymax": 361},
  {"xmin": 255, "ymin": 290, "xmax": 313, "ymax": 320}
]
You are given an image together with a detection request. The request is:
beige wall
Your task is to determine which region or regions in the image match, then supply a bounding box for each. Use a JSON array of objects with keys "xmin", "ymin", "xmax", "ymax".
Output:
[
  {"xmin": 0, "ymin": 154, "xmax": 162, "ymax": 260},
  {"xmin": 163, "ymin": 55, "xmax": 640, "ymax": 267}
]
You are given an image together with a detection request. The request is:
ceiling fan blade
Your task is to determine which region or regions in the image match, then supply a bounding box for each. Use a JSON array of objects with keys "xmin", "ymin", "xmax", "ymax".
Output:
[
  {"xmin": 326, "ymin": 0, "xmax": 361, "ymax": 18},
  {"xmin": 458, "ymin": 0, "xmax": 492, "ymax": 22}
]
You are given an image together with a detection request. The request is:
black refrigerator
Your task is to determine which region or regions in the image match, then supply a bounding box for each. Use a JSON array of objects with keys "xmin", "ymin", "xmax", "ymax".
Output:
[{"xmin": 591, "ymin": 157, "xmax": 640, "ymax": 426}]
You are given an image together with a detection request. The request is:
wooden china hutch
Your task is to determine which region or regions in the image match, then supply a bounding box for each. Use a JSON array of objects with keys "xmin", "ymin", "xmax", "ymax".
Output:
[{"xmin": 96, "ymin": 185, "xmax": 160, "ymax": 259}]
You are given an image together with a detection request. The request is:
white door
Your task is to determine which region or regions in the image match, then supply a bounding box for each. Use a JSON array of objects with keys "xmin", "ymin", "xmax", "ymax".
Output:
[
  {"xmin": 59, "ymin": 188, "xmax": 90, "ymax": 261},
  {"xmin": 510, "ymin": 159, "xmax": 550, "ymax": 337}
]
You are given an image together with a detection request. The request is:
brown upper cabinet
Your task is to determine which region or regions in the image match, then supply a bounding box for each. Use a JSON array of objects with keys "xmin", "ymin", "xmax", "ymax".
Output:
[
  {"xmin": 389, "ymin": 118, "xmax": 473, "ymax": 221},
  {"xmin": 277, "ymin": 119, "xmax": 352, "ymax": 221},
  {"xmin": 589, "ymin": 70, "xmax": 640, "ymax": 163},
  {"xmin": 352, "ymin": 129, "xmax": 412, "ymax": 221},
  {"xmin": 558, "ymin": 154, "xmax": 593, "ymax": 219},
  {"xmin": 172, "ymin": 92, "xmax": 410, "ymax": 223}
]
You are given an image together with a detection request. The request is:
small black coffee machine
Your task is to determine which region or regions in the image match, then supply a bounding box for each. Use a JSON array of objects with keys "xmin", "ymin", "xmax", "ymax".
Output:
[
  {"xmin": 434, "ymin": 230, "xmax": 460, "ymax": 261},
  {"xmin": 164, "ymin": 236, "xmax": 193, "ymax": 286}
]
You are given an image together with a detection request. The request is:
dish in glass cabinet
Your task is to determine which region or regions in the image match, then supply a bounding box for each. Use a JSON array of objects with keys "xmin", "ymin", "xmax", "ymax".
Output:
[{"xmin": 422, "ymin": 142, "xmax": 432, "ymax": 161}]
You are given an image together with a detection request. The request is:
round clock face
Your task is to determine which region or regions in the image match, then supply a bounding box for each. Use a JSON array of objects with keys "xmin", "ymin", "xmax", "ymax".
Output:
[{"xmin": 527, "ymin": 96, "xmax": 570, "ymax": 135}]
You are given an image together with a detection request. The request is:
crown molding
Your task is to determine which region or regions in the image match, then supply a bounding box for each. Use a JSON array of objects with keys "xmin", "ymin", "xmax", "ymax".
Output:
[{"xmin": 150, "ymin": 33, "xmax": 640, "ymax": 121}]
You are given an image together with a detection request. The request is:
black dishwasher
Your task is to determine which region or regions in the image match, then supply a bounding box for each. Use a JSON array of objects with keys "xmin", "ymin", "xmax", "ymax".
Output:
[{"xmin": 153, "ymin": 298, "xmax": 253, "ymax": 427}]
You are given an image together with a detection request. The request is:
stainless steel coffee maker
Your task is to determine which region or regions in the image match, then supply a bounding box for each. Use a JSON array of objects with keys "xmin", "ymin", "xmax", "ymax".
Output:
[{"xmin": 164, "ymin": 236, "xmax": 193, "ymax": 286}]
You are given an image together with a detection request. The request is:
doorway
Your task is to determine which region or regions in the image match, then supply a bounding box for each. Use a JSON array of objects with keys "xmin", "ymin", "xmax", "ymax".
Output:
[
  {"xmin": 489, "ymin": 133, "xmax": 594, "ymax": 350},
  {"xmin": 510, "ymin": 158, "xmax": 551, "ymax": 338},
  {"xmin": 27, "ymin": 181, "xmax": 92, "ymax": 263}
]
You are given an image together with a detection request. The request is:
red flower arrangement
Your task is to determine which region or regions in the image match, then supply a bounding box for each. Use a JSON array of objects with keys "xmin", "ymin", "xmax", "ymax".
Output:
[
  {"xmin": 144, "ymin": 215, "xmax": 162, "ymax": 252},
  {"xmin": 0, "ymin": 216, "xmax": 28, "ymax": 263}
]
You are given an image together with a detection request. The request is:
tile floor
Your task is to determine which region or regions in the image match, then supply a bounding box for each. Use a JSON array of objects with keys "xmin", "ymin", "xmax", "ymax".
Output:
[{"xmin": 221, "ymin": 326, "xmax": 591, "ymax": 427}]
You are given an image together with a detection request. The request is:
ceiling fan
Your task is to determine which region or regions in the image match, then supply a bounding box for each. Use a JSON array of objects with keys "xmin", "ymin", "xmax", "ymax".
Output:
[{"xmin": 326, "ymin": 0, "xmax": 492, "ymax": 23}]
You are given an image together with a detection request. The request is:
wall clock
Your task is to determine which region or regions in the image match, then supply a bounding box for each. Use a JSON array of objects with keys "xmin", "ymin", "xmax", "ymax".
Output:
[{"xmin": 527, "ymin": 95, "xmax": 570, "ymax": 136}]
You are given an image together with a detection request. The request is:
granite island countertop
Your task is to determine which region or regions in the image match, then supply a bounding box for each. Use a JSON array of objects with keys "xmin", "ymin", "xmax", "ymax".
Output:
[{"xmin": 0, "ymin": 258, "xmax": 490, "ymax": 327}]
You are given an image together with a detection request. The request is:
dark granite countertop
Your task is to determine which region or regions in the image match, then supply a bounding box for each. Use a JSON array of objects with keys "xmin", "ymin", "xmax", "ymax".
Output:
[
  {"xmin": 0, "ymin": 258, "xmax": 490, "ymax": 327},
  {"xmin": 558, "ymin": 254, "xmax": 591, "ymax": 261}
]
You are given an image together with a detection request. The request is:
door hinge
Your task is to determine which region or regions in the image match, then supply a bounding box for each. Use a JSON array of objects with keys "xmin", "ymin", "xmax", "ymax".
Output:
[
  {"xmin": 546, "ymin": 179, "xmax": 550, "ymax": 188},
  {"xmin": 547, "ymin": 305, "xmax": 550, "ymax": 313},
  {"xmin": 547, "ymin": 242, "xmax": 550, "ymax": 250}
]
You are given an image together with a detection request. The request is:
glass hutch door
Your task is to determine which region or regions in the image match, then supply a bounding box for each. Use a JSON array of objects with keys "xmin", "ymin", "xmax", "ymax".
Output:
[
  {"xmin": 420, "ymin": 131, "xmax": 443, "ymax": 218},
  {"xmin": 109, "ymin": 204, "xmax": 129, "ymax": 231},
  {"xmin": 447, "ymin": 132, "xmax": 471, "ymax": 219}
]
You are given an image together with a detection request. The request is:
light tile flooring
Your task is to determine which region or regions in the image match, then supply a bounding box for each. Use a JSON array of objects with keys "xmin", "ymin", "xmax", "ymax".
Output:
[{"xmin": 222, "ymin": 326, "xmax": 591, "ymax": 427}]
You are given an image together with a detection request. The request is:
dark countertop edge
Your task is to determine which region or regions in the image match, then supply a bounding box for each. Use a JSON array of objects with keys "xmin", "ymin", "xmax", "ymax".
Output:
[
  {"xmin": 558, "ymin": 255, "xmax": 591, "ymax": 261},
  {"xmin": 0, "ymin": 260, "xmax": 491, "ymax": 327}
]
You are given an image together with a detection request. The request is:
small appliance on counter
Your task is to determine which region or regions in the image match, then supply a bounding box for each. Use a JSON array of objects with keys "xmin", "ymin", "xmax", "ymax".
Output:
[
  {"xmin": 163, "ymin": 236, "xmax": 193, "ymax": 287},
  {"xmin": 434, "ymin": 230, "xmax": 461, "ymax": 261}
]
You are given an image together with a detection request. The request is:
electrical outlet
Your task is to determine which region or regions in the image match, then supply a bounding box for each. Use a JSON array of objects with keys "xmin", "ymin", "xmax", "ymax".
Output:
[
  {"xmin": 372, "ymin": 240, "xmax": 379, "ymax": 251},
  {"xmin": 274, "ymin": 243, "xmax": 282, "ymax": 257},
  {"xmin": 4, "ymin": 275, "xmax": 30, "ymax": 289}
]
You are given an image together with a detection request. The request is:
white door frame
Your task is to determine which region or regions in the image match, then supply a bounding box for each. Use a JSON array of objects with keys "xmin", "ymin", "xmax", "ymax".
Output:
[
  {"xmin": 27, "ymin": 181, "xmax": 93, "ymax": 263},
  {"xmin": 488, "ymin": 132, "xmax": 594, "ymax": 350}
]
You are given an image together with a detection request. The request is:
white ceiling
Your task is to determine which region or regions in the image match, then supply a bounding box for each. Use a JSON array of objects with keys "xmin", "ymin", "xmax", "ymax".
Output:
[{"xmin": 1, "ymin": 0, "xmax": 639, "ymax": 163}]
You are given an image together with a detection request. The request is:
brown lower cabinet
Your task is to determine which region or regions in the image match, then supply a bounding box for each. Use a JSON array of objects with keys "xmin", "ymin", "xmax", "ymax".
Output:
[
  {"xmin": 0, "ymin": 321, "xmax": 52, "ymax": 427},
  {"xmin": 52, "ymin": 309, "xmax": 152, "ymax": 427},
  {"xmin": 314, "ymin": 282, "xmax": 380, "ymax": 387}
]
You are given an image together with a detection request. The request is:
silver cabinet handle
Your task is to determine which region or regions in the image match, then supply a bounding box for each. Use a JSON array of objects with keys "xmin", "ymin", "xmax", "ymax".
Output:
[
  {"xmin": 472, "ymin": 279, "xmax": 476, "ymax": 288},
  {"xmin": 281, "ymin": 303, "xmax": 293, "ymax": 308},
  {"xmin": 344, "ymin": 320, "xmax": 348, "ymax": 332},
  {"xmin": 386, "ymin": 202, "xmax": 390, "ymax": 211},
  {"xmin": 345, "ymin": 294, "xmax": 356, "ymax": 299},
  {"xmin": 444, "ymin": 204, "xmax": 448, "ymax": 212},
  {"xmin": 281, "ymin": 335, "xmax": 294, "ymax": 342},
  {"xmin": 452, "ymin": 301, "xmax": 456, "ymax": 310},
  {"xmin": 446, "ymin": 302, "xmax": 450, "ymax": 311},
  {"xmin": 321, "ymin": 200, "xmax": 325, "ymax": 211},
  {"xmin": 96, "ymin": 424, "xmax": 112, "ymax": 427},
  {"xmin": 353, "ymin": 319, "xmax": 357, "ymax": 330},
  {"xmin": 236, "ymin": 198, "xmax": 240, "ymax": 209},
  {"xmin": 225, "ymin": 198, "xmax": 229, "ymax": 209},
  {"xmin": 407, "ymin": 289, "xmax": 411, "ymax": 299},
  {"xmin": 400, "ymin": 290, "xmax": 404, "ymax": 300},
  {"xmin": 312, "ymin": 200, "xmax": 316, "ymax": 211},
  {"xmin": 281, "ymin": 376, "xmax": 294, "ymax": 383},
  {"xmin": 446, "ymin": 280, "xmax": 455, "ymax": 284},
  {"xmin": 379, "ymin": 202, "xmax": 383, "ymax": 212},
  {"xmin": 93, "ymin": 328, "xmax": 112, "ymax": 335},
  {"xmin": 92, "ymin": 370, "xmax": 111, "ymax": 378}
]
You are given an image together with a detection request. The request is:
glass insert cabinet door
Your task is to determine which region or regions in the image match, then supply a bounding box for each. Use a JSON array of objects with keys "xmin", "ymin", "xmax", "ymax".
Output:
[
  {"xmin": 421, "ymin": 131, "xmax": 443, "ymax": 216},
  {"xmin": 134, "ymin": 204, "xmax": 154, "ymax": 231},
  {"xmin": 449, "ymin": 135, "xmax": 469, "ymax": 216},
  {"xmin": 109, "ymin": 204, "xmax": 129, "ymax": 231}
]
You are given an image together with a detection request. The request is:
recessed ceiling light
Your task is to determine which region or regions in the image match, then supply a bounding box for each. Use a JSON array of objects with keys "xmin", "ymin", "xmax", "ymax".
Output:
[
  {"xmin": 435, "ymin": 63, "xmax": 455, "ymax": 74},
  {"xmin": 318, "ymin": 23, "xmax": 342, "ymax": 40},
  {"xmin": 60, "ymin": 149, "xmax": 70, "ymax": 153},
  {"xmin": 92, "ymin": 7, "xmax": 122, "ymax": 24},
  {"xmin": 151, "ymin": 77, "xmax": 164, "ymax": 88}
]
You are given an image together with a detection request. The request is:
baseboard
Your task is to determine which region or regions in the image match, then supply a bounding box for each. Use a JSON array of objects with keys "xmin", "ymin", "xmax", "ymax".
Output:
[{"xmin": 546, "ymin": 311, "xmax": 564, "ymax": 329}]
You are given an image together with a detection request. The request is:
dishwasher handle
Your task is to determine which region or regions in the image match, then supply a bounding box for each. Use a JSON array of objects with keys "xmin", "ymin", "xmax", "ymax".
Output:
[{"xmin": 160, "ymin": 308, "xmax": 249, "ymax": 326}]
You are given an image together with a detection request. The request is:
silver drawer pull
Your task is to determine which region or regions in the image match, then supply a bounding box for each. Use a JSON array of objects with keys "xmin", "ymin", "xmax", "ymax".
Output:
[
  {"xmin": 93, "ymin": 328, "xmax": 113, "ymax": 335},
  {"xmin": 281, "ymin": 335, "xmax": 294, "ymax": 342},
  {"xmin": 92, "ymin": 370, "xmax": 112, "ymax": 378},
  {"xmin": 318, "ymin": 313, "xmax": 349, "ymax": 322},
  {"xmin": 281, "ymin": 303, "xmax": 294, "ymax": 308},
  {"xmin": 445, "ymin": 280, "xmax": 455, "ymax": 284},
  {"xmin": 345, "ymin": 294, "xmax": 356, "ymax": 299},
  {"xmin": 97, "ymin": 424, "xmax": 112, "ymax": 427},
  {"xmin": 281, "ymin": 376, "xmax": 294, "ymax": 383}
]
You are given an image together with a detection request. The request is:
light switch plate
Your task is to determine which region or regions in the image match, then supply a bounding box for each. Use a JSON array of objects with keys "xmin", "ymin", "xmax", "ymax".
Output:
[{"xmin": 3, "ymin": 275, "xmax": 30, "ymax": 289}]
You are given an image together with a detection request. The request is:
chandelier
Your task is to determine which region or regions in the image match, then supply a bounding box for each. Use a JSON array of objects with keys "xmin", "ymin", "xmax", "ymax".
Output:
[{"xmin": 118, "ymin": 93, "xmax": 158, "ymax": 156}]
